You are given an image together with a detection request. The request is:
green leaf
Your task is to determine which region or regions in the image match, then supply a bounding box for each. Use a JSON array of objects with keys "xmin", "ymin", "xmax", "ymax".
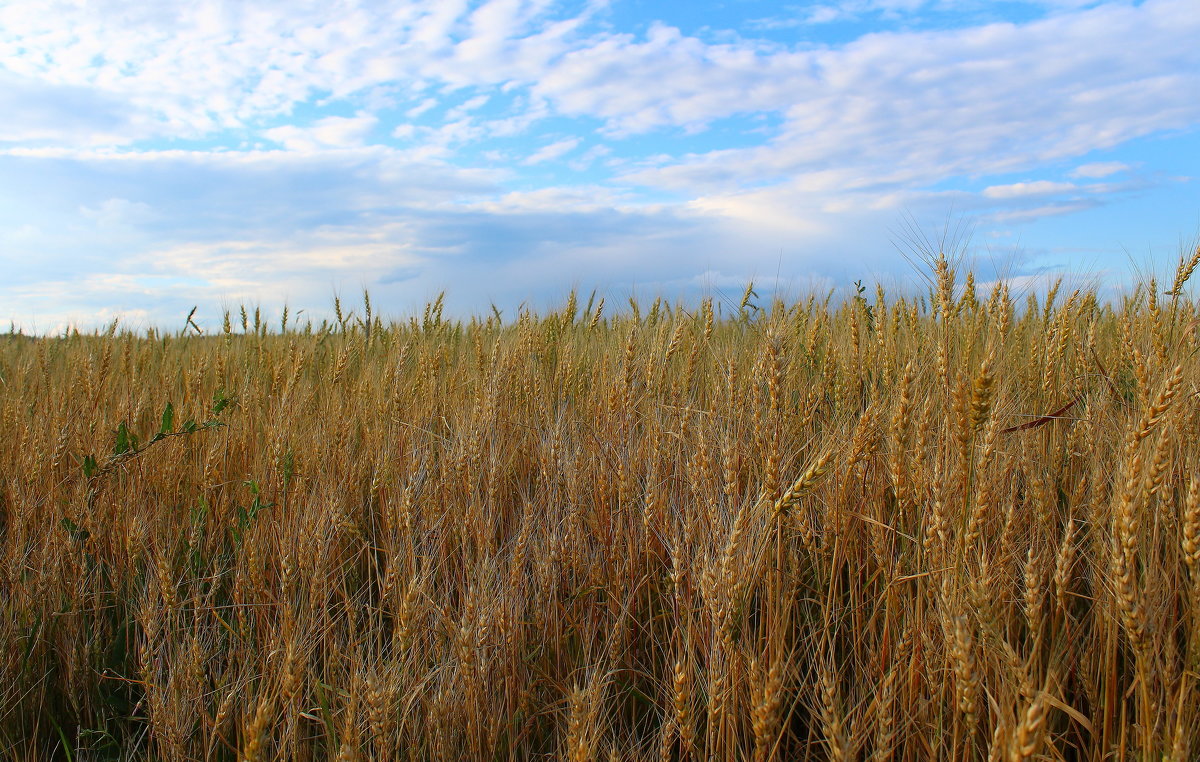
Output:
[
  {"xmin": 60, "ymin": 517, "xmax": 90, "ymax": 544},
  {"xmin": 113, "ymin": 422, "xmax": 132, "ymax": 456},
  {"xmin": 182, "ymin": 419, "xmax": 198, "ymax": 434},
  {"xmin": 212, "ymin": 390, "xmax": 231, "ymax": 416},
  {"xmin": 160, "ymin": 402, "xmax": 175, "ymax": 435},
  {"xmin": 21, "ymin": 616, "xmax": 42, "ymax": 669},
  {"xmin": 49, "ymin": 715, "xmax": 75, "ymax": 762},
  {"xmin": 282, "ymin": 449, "xmax": 295, "ymax": 486},
  {"xmin": 310, "ymin": 681, "xmax": 340, "ymax": 747},
  {"xmin": 82, "ymin": 454, "xmax": 98, "ymax": 479}
]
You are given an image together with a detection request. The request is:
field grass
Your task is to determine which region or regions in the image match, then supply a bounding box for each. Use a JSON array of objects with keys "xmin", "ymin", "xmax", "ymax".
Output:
[{"xmin": 2, "ymin": 253, "xmax": 1199, "ymax": 760}]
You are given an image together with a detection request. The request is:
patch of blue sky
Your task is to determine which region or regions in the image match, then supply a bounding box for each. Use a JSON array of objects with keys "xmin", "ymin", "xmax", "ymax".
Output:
[
  {"xmin": 597, "ymin": 0, "xmax": 779, "ymax": 38},
  {"xmin": 922, "ymin": 128, "xmax": 1196, "ymax": 193},
  {"xmin": 600, "ymin": 1, "xmax": 1072, "ymax": 46},
  {"xmin": 599, "ymin": 1, "xmax": 877, "ymax": 42},
  {"xmin": 1007, "ymin": 188, "xmax": 1199, "ymax": 278},
  {"xmin": 904, "ymin": 146, "xmax": 1193, "ymax": 276},
  {"xmin": 1078, "ymin": 129, "xmax": 1200, "ymax": 178}
]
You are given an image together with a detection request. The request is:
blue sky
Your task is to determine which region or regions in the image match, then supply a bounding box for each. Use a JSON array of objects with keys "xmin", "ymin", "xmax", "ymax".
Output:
[{"xmin": 1, "ymin": 0, "xmax": 1198, "ymax": 331}]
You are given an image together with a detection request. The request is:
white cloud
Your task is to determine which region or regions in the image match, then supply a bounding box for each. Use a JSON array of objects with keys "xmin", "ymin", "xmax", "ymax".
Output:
[
  {"xmin": 2, "ymin": 0, "xmax": 1196, "ymax": 167},
  {"xmin": 568, "ymin": 144, "xmax": 611, "ymax": 171},
  {"xmin": 647, "ymin": 2, "xmax": 1195, "ymax": 185},
  {"xmin": 1070, "ymin": 161, "xmax": 1131, "ymax": 178},
  {"xmin": 447, "ymin": 94, "xmax": 491, "ymax": 118},
  {"xmin": 79, "ymin": 198, "xmax": 155, "ymax": 227},
  {"xmin": 406, "ymin": 98, "xmax": 440, "ymax": 118},
  {"xmin": 529, "ymin": 23, "xmax": 807, "ymax": 135},
  {"xmin": 264, "ymin": 113, "xmax": 379, "ymax": 151},
  {"xmin": 0, "ymin": 0, "xmax": 580, "ymax": 142},
  {"xmin": 807, "ymin": 7, "xmax": 847, "ymax": 24},
  {"xmin": 991, "ymin": 201, "xmax": 1098, "ymax": 222},
  {"xmin": 392, "ymin": 124, "xmax": 419, "ymax": 140},
  {"xmin": 479, "ymin": 185, "xmax": 627, "ymax": 212},
  {"xmin": 524, "ymin": 137, "xmax": 581, "ymax": 164},
  {"xmin": 794, "ymin": 0, "xmax": 1105, "ymax": 24},
  {"xmin": 982, "ymin": 181, "xmax": 1078, "ymax": 199}
]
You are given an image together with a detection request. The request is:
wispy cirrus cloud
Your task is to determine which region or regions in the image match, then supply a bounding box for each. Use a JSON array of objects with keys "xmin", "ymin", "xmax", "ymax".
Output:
[
  {"xmin": 983, "ymin": 181, "xmax": 1079, "ymax": 199},
  {"xmin": 624, "ymin": 0, "xmax": 1200, "ymax": 192},
  {"xmin": 1070, "ymin": 161, "xmax": 1131, "ymax": 179},
  {"xmin": 524, "ymin": 137, "xmax": 582, "ymax": 164},
  {"xmin": 754, "ymin": 0, "xmax": 1105, "ymax": 28}
]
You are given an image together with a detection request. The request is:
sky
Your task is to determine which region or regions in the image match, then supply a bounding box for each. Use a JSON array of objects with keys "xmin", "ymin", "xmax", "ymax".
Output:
[{"xmin": 1, "ymin": 0, "xmax": 1198, "ymax": 331}]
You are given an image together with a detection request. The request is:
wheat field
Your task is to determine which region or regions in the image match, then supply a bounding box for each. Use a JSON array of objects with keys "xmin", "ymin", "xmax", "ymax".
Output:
[{"xmin": 2, "ymin": 253, "xmax": 1199, "ymax": 760}]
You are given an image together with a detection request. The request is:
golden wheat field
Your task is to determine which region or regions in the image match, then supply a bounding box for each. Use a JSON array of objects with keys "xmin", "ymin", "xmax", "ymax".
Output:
[{"xmin": 2, "ymin": 254, "xmax": 1199, "ymax": 761}]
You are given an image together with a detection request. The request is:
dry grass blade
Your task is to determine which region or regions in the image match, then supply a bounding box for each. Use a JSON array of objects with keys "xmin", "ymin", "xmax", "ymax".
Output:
[{"xmin": 999, "ymin": 396, "xmax": 1083, "ymax": 434}]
